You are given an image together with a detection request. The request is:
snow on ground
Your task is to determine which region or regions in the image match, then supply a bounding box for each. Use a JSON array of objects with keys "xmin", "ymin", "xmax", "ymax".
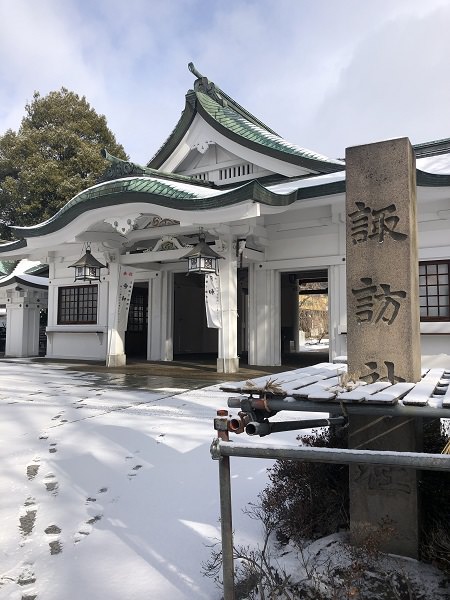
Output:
[
  {"xmin": 299, "ymin": 338, "xmax": 329, "ymax": 353},
  {"xmin": 0, "ymin": 359, "xmax": 315, "ymax": 600}
]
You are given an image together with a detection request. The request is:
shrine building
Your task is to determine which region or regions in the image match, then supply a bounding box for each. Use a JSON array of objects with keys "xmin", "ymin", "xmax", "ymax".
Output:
[{"xmin": 0, "ymin": 63, "xmax": 449, "ymax": 372}]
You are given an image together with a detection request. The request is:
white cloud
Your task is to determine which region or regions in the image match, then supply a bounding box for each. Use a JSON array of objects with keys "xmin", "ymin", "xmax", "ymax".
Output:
[
  {"xmin": 300, "ymin": 3, "xmax": 450, "ymax": 157},
  {"xmin": 1, "ymin": 0, "xmax": 450, "ymax": 164}
]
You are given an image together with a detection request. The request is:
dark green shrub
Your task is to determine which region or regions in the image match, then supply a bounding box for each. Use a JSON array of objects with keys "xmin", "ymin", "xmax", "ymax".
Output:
[
  {"xmin": 260, "ymin": 426, "xmax": 349, "ymax": 545},
  {"xmin": 420, "ymin": 419, "xmax": 450, "ymax": 576}
]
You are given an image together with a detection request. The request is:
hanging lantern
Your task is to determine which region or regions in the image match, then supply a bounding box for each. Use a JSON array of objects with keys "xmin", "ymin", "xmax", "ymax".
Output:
[
  {"xmin": 182, "ymin": 234, "xmax": 223, "ymax": 275},
  {"xmin": 68, "ymin": 244, "xmax": 106, "ymax": 283}
]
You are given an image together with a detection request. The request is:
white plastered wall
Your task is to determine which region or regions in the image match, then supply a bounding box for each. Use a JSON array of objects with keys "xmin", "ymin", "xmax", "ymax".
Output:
[
  {"xmin": 248, "ymin": 199, "xmax": 346, "ymax": 364},
  {"xmin": 248, "ymin": 188, "xmax": 450, "ymax": 365},
  {"xmin": 45, "ymin": 253, "xmax": 110, "ymax": 361},
  {"xmin": 417, "ymin": 196, "xmax": 450, "ymax": 358},
  {"xmin": 34, "ymin": 186, "xmax": 450, "ymax": 366}
]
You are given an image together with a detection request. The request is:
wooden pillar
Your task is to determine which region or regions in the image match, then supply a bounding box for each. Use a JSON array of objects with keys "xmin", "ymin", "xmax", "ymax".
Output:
[
  {"xmin": 217, "ymin": 238, "xmax": 239, "ymax": 373},
  {"xmin": 5, "ymin": 288, "xmax": 46, "ymax": 357},
  {"xmin": 148, "ymin": 271, "xmax": 173, "ymax": 361},
  {"xmin": 105, "ymin": 257, "xmax": 126, "ymax": 367},
  {"xmin": 248, "ymin": 264, "xmax": 281, "ymax": 366}
]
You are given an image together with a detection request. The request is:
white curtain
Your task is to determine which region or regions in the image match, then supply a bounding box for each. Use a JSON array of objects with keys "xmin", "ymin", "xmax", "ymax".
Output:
[{"xmin": 205, "ymin": 274, "xmax": 222, "ymax": 328}]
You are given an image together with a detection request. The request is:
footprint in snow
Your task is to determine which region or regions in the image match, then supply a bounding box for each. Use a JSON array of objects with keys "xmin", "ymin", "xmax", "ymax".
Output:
[
  {"xmin": 45, "ymin": 524, "xmax": 63, "ymax": 555},
  {"xmin": 73, "ymin": 486, "xmax": 108, "ymax": 544},
  {"xmin": 125, "ymin": 452, "xmax": 143, "ymax": 479},
  {"xmin": 44, "ymin": 473, "xmax": 59, "ymax": 495},
  {"xmin": 26, "ymin": 458, "xmax": 40, "ymax": 480},
  {"xmin": 127, "ymin": 464, "xmax": 143, "ymax": 479},
  {"xmin": 0, "ymin": 561, "xmax": 36, "ymax": 599},
  {"xmin": 19, "ymin": 497, "xmax": 37, "ymax": 539},
  {"xmin": 74, "ymin": 515, "xmax": 102, "ymax": 544},
  {"xmin": 17, "ymin": 562, "xmax": 37, "ymax": 599},
  {"xmin": 84, "ymin": 485, "xmax": 108, "ymax": 507}
]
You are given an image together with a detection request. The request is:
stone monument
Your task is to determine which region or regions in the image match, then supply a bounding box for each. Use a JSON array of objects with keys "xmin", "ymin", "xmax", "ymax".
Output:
[{"xmin": 345, "ymin": 137, "xmax": 422, "ymax": 558}]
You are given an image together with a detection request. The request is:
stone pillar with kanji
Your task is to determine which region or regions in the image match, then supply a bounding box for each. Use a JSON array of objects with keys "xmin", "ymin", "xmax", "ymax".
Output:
[{"xmin": 346, "ymin": 138, "xmax": 421, "ymax": 558}]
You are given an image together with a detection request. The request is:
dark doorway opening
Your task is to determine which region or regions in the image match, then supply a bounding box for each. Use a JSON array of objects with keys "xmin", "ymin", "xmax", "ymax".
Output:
[
  {"xmin": 39, "ymin": 308, "xmax": 48, "ymax": 356},
  {"xmin": 173, "ymin": 272, "xmax": 218, "ymax": 360},
  {"xmin": 125, "ymin": 284, "xmax": 148, "ymax": 357}
]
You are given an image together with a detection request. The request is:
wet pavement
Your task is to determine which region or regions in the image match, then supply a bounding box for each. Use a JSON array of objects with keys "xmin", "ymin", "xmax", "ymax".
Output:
[{"xmin": 21, "ymin": 351, "xmax": 330, "ymax": 392}]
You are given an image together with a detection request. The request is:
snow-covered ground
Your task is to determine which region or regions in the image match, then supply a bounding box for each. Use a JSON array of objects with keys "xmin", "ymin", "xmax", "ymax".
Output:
[
  {"xmin": 0, "ymin": 359, "xmax": 313, "ymax": 600},
  {"xmin": 299, "ymin": 338, "xmax": 329, "ymax": 353}
]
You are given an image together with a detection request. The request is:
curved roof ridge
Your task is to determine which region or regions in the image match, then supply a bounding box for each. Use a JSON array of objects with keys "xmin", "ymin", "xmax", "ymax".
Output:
[
  {"xmin": 101, "ymin": 149, "xmax": 214, "ymax": 187},
  {"xmin": 196, "ymin": 91, "xmax": 343, "ymax": 166},
  {"xmin": 9, "ymin": 176, "xmax": 298, "ymax": 240},
  {"xmin": 11, "ymin": 175, "xmax": 213, "ymax": 236},
  {"xmin": 413, "ymin": 138, "xmax": 450, "ymax": 158},
  {"xmin": 148, "ymin": 64, "xmax": 345, "ymax": 173},
  {"xmin": 0, "ymin": 273, "xmax": 48, "ymax": 289},
  {"xmin": 188, "ymin": 62, "xmax": 279, "ymax": 136},
  {"xmin": 5, "ymin": 163, "xmax": 450, "ymax": 246}
]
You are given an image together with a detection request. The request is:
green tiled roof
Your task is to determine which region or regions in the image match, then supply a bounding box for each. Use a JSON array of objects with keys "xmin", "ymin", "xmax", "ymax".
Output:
[
  {"xmin": 10, "ymin": 177, "xmax": 299, "ymax": 239},
  {"xmin": 413, "ymin": 138, "xmax": 450, "ymax": 158},
  {"xmin": 0, "ymin": 260, "xmax": 18, "ymax": 276},
  {"xmin": 0, "ymin": 241, "xmax": 26, "ymax": 257},
  {"xmin": 148, "ymin": 64, "xmax": 345, "ymax": 174},
  {"xmin": 0, "ymin": 274, "xmax": 47, "ymax": 289},
  {"xmin": 416, "ymin": 169, "xmax": 450, "ymax": 186},
  {"xmin": 100, "ymin": 148, "xmax": 214, "ymax": 187},
  {"xmin": 24, "ymin": 263, "xmax": 49, "ymax": 276},
  {"xmin": 196, "ymin": 91, "xmax": 342, "ymax": 166},
  {"xmin": 4, "ymin": 160, "xmax": 450, "ymax": 247},
  {"xmin": 12, "ymin": 178, "xmax": 207, "ymax": 237}
]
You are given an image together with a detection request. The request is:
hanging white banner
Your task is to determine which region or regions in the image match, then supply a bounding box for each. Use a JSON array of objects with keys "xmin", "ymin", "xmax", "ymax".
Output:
[
  {"xmin": 205, "ymin": 273, "xmax": 222, "ymax": 328},
  {"xmin": 117, "ymin": 269, "xmax": 135, "ymax": 330}
]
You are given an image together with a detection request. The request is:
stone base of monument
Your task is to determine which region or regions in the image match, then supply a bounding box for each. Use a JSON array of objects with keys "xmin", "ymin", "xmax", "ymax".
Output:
[{"xmin": 349, "ymin": 415, "xmax": 421, "ymax": 558}]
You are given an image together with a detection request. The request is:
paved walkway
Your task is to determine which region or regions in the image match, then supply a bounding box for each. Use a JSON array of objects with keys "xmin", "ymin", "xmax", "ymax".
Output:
[{"xmin": 22, "ymin": 351, "xmax": 330, "ymax": 389}]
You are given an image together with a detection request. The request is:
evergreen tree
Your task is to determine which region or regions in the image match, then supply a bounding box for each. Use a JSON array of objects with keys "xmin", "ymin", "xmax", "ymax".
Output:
[{"xmin": 0, "ymin": 88, "xmax": 127, "ymax": 239}]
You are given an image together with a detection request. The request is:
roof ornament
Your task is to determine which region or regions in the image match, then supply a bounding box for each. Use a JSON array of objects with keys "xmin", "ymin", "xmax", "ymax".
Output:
[
  {"xmin": 99, "ymin": 149, "xmax": 145, "ymax": 182},
  {"xmin": 188, "ymin": 62, "xmax": 204, "ymax": 80},
  {"xmin": 188, "ymin": 62, "xmax": 227, "ymax": 108}
]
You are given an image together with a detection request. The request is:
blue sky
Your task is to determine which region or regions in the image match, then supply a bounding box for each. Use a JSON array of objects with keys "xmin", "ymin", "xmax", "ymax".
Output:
[{"xmin": 1, "ymin": 0, "xmax": 450, "ymax": 165}]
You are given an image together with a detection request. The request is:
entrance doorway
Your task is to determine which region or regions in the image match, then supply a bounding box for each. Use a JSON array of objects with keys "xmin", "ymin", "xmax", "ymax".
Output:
[
  {"xmin": 125, "ymin": 283, "xmax": 148, "ymax": 357},
  {"xmin": 173, "ymin": 273, "xmax": 218, "ymax": 359},
  {"xmin": 281, "ymin": 270, "xmax": 329, "ymax": 365},
  {"xmin": 39, "ymin": 308, "xmax": 48, "ymax": 356}
]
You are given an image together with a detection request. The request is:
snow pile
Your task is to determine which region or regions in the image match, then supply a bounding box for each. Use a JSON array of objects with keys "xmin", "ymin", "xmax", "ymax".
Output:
[{"xmin": 267, "ymin": 533, "xmax": 449, "ymax": 599}]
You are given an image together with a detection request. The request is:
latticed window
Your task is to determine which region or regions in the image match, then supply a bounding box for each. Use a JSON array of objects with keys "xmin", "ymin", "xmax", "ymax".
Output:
[
  {"xmin": 127, "ymin": 291, "xmax": 147, "ymax": 332},
  {"xmin": 58, "ymin": 285, "xmax": 98, "ymax": 324},
  {"xmin": 419, "ymin": 261, "xmax": 450, "ymax": 321}
]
